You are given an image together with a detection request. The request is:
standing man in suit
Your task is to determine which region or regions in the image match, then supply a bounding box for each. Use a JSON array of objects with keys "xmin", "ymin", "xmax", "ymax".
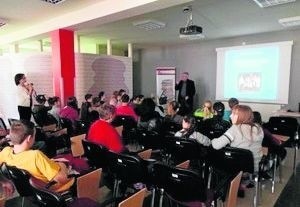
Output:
[{"xmin": 175, "ymin": 72, "xmax": 196, "ymax": 114}]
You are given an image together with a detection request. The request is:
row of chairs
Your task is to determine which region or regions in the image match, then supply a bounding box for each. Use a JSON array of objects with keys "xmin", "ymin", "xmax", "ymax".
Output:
[
  {"xmin": 0, "ymin": 162, "xmax": 146, "ymax": 207},
  {"xmin": 82, "ymin": 138, "xmax": 260, "ymax": 207}
]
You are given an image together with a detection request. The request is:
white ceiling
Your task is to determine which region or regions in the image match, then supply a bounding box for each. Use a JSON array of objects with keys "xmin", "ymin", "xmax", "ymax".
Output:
[{"xmin": 1, "ymin": 0, "xmax": 300, "ymax": 48}]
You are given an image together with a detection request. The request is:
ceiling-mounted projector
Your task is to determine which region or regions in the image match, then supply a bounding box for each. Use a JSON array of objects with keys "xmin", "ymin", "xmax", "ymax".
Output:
[{"xmin": 179, "ymin": 6, "xmax": 204, "ymax": 40}]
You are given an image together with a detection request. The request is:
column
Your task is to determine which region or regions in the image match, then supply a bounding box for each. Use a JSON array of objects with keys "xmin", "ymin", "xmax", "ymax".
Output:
[{"xmin": 51, "ymin": 29, "xmax": 75, "ymax": 105}]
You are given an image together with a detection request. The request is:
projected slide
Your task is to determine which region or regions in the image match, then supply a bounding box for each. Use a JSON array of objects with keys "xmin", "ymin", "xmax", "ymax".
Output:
[
  {"xmin": 216, "ymin": 41, "xmax": 293, "ymax": 104},
  {"xmin": 224, "ymin": 47, "xmax": 279, "ymax": 100}
]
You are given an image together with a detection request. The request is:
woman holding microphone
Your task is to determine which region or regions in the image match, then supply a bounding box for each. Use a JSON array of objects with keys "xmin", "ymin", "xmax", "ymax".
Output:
[{"xmin": 14, "ymin": 73, "xmax": 35, "ymax": 121}]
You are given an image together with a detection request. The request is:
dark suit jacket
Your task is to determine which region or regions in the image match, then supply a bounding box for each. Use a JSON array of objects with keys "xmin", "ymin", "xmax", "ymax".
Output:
[{"xmin": 175, "ymin": 79, "xmax": 196, "ymax": 100}]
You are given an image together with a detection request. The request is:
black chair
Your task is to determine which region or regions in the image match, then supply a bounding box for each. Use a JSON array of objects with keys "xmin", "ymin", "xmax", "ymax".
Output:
[
  {"xmin": 29, "ymin": 177, "xmax": 100, "ymax": 207},
  {"xmin": 161, "ymin": 121, "xmax": 181, "ymax": 136},
  {"xmin": 136, "ymin": 129, "xmax": 164, "ymax": 150},
  {"xmin": 0, "ymin": 118, "xmax": 9, "ymax": 149},
  {"xmin": 163, "ymin": 137, "xmax": 208, "ymax": 170},
  {"xmin": 106, "ymin": 151, "xmax": 145, "ymax": 200},
  {"xmin": 8, "ymin": 118, "xmax": 18, "ymax": 126},
  {"xmin": 74, "ymin": 120, "xmax": 90, "ymax": 135},
  {"xmin": 82, "ymin": 139, "xmax": 109, "ymax": 170},
  {"xmin": 60, "ymin": 117, "xmax": 74, "ymax": 136},
  {"xmin": 151, "ymin": 162, "xmax": 207, "ymax": 207},
  {"xmin": 265, "ymin": 116, "xmax": 299, "ymax": 173},
  {"xmin": 0, "ymin": 163, "xmax": 35, "ymax": 206},
  {"xmin": 0, "ymin": 117, "xmax": 7, "ymax": 131},
  {"xmin": 111, "ymin": 115, "xmax": 137, "ymax": 145},
  {"xmin": 208, "ymin": 147, "xmax": 261, "ymax": 207}
]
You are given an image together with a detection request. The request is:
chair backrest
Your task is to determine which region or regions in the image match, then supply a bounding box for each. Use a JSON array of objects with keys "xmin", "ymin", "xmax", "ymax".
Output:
[
  {"xmin": 176, "ymin": 160, "xmax": 190, "ymax": 169},
  {"xmin": 8, "ymin": 118, "xmax": 18, "ymax": 126},
  {"xmin": 77, "ymin": 168, "xmax": 102, "ymax": 201},
  {"xmin": 70, "ymin": 134, "xmax": 85, "ymax": 157},
  {"xmin": 112, "ymin": 115, "xmax": 137, "ymax": 130},
  {"xmin": 60, "ymin": 117, "xmax": 74, "ymax": 136},
  {"xmin": 151, "ymin": 162, "xmax": 206, "ymax": 202},
  {"xmin": 107, "ymin": 151, "xmax": 144, "ymax": 185},
  {"xmin": 29, "ymin": 177, "xmax": 67, "ymax": 207},
  {"xmin": 136, "ymin": 129, "xmax": 164, "ymax": 150},
  {"xmin": 118, "ymin": 188, "xmax": 146, "ymax": 207},
  {"xmin": 264, "ymin": 117, "xmax": 298, "ymax": 141},
  {"xmin": 209, "ymin": 147, "xmax": 254, "ymax": 174},
  {"xmin": 0, "ymin": 163, "xmax": 33, "ymax": 197},
  {"xmin": 0, "ymin": 118, "xmax": 7, "ymax": 131},
  {"xmin": 82, "ymin": 139, "xmax": 109, "ymax": 169},
  {"xmin": 269, "ymin": 116, "xmax": 298, "ymax": 129},
  {"xmin": 164, "ymin": 137, "xmax": 207, "ymax": 164},
  {"xmin": 226, "ymin": 171, "xmax": 243, "ymax": 207},
  {"xmin": 162, "ymin": 121, "xmax": 181, "ymax": 135},
  {"xmin": 73, "ymin": 120, "xmax": 90, "ymax": 135}
]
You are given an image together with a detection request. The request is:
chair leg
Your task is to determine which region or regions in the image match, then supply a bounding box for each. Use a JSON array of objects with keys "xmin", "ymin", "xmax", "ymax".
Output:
[
  {"xmin": 253, "ymin": 176, "xmax": 259, "ymax": 207},
  {"xmin": 293, "ymin": 146, "xmax": 298, "ymax": 175},
  {"xmin": 207, "ymin": 167, "xmax": 212, "ymax": 189},
  {"xmin": 21, "ymin": 197, "xmax": 25, "ymax": 207},
  {"xmin": 159, "ymin": 188, "xmax": 164, "ymax": 207},
  {"xmin": 271, "ymin": 156, "xmax": 277, "ymax": 193},
  {"xmin": 150, "ymin": 188, "xmax": 155, "ymax": 207},
  {"xmin": 278, "ymin": 157, "xmax": 282, "ymax": 183}
]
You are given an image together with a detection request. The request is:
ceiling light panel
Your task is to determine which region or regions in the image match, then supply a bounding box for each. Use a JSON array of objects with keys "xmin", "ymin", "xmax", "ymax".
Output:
[
  {"xmin": 41, "ymin": 0, "xmax": 66, "ymax": 5},
  {"xmin": 252, "ymin": 0, "xmax": 296, "ymax": 8},
  {"xmin": 133, "ymin": 20, "xmax": 166, "ymax": 31},
  {"xmin": 279, "ymin": 16, "xmax": 300, "ymax": 27}
]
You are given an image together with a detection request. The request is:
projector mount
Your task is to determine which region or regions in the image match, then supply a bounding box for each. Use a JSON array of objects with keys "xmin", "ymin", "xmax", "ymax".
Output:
[{"xmin": 182, "ymin": 5, "xmax": 194, "ymax": 28}]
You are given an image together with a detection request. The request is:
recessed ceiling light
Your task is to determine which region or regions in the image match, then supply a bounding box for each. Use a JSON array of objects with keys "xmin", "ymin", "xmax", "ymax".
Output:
[
  {"xmin": 252, "ymin": 0, "xmax": 296, "ymax": 8},
  {"xmin": 41, "ymin": 0, "xmax": 66, "ymax": 5},
  {"xmin": 133, "ymin": 19, "xmax": 166, "ymax": 31},
  {"xmin": 279, "ymin": 16, "xmax": 300, "ymax": 27}
]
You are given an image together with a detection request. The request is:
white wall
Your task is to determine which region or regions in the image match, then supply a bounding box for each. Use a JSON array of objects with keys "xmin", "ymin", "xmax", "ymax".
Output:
[{"xmin": 0, "ymin": 53, "xmax": 133, "ymax": 123}]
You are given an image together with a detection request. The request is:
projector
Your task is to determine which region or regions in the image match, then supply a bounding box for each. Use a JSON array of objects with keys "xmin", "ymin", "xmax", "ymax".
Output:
[{"xmin": 179, "ymin": 25, "xmax": 204, "ymax": 40}]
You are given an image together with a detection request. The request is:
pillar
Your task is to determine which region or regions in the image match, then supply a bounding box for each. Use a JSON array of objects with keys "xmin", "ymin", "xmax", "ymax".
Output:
[{"xmin": 51, "ymin": 29, "xmax": 75, "ymax": 105}]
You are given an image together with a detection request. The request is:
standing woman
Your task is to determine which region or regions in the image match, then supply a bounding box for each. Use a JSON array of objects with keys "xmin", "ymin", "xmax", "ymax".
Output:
[{"xmin": 15, "ymin": 73, "xmax": 35, "ymax": 121}]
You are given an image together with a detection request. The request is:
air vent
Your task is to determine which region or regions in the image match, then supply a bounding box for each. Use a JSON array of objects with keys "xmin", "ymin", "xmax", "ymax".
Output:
[
  {"xmin": 133, "ymin": 19, "xmax": 166, "ymax": 31},
  {"xmin": 252, "ymin": 0, "xmax": 296, "ymax": 8},
  {"xmin": 279, "ymin": 16, "xmax": 300, "ymax": 27},
  {"xmin": 0, "ymin": 18, "xmax": 7, "ymax": 27},
  {"xmin": 41, "ymin": 0, "xmax": 66, "ymax": 5}
]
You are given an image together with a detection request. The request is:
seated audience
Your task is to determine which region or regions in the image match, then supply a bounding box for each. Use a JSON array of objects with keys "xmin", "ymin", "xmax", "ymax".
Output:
[
  {"xmin": 200, "ymin": 101, "xmax": 231, "ymax": 133},
  {"xmin": 80, "ymin": 93, "xmax": 92, "ymax": 122},
  {"xmin": 136, "ymin": 98, "xmax": 162, "ymax": 133},
  {"xmin": 48, "ymin": 96, "xmax": 61, "ymax": 123},
  {"xmin": 116, "ymin": 94, "xmax": 138, "ymax": 121},
  {"xmin": 211, "ymin": 105, "xmax": 263, "ymax": 172},
  {"xmin": 164, "ymin": 101, "xmax": 183, "ymax": 125},
  {"xmin": 87, "ymin": 104, "xmax": 124, "ymax": 153},
  {"xmin": 59, "ymin": 96, "xmax": 79, "ymax": 123},
  {"xmin": 223, "ymin": 97, "xmax": 239, "ymax": 122},
  {"xmin": 175, "ymin": 115, "xmax": 211, "ymax": 146},
  {"xmin": 32, "ymin": 94, "xmax": 52, "ymax": 126},
  {"xmin": 0, "ymin": 120, "xmax": 74, "ymax": 192},
  {"xmin": 194, "ymin": 100, "xmax": 214, "ymax": 119}
]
